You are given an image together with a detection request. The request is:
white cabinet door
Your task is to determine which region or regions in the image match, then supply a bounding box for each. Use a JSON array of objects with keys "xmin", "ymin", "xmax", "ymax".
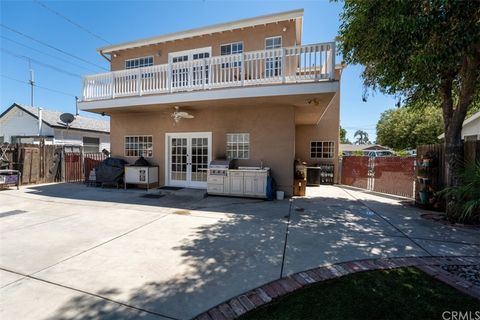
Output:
[
  {"xmin": 255, "ymin": 175, "xmax": 267, "ymax": 195},
  {"xmin": 244, "ymin": 176, "xmax": 256, "ymax": 195},
  {"xmin": 229, "ymin": 173, "xmax": 244, "ymax": 195}
]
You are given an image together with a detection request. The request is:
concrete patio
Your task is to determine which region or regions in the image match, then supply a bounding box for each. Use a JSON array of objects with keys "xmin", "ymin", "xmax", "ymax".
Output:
[{"xmin": 0, "ymin": 183, "xmax": 478, "ymax": 320}]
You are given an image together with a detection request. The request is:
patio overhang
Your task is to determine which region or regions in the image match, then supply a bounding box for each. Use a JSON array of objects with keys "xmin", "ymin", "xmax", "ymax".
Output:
[{"xmin": 79, "ymin": 81, "xmax": 338, "ymax": 125}]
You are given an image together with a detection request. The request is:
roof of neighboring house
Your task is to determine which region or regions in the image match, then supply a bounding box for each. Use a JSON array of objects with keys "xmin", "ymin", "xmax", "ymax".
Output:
[
  {"xmin": 0, "ymin": 103, "xmax": 110, "ymax": 134},
  {"xmin": 98, "ymin": 9, "xmax": 304, "ymax": 54},
  {"xmin": 438, "ymin": 111, "xmax": 480, "ymax": 139},
  {"xmin": 340, "ymin": 144, "xmax": 391, "ymax": 152}
]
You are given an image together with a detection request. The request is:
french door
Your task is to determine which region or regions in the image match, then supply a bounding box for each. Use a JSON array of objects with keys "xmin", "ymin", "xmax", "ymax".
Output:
[
  {"xmin": 169, "ymin": 47, "xmax": 211, "ymax": 89},
  {"xmin": 166, "ymin": 132, "xmax": 211, "ymax": 188}
]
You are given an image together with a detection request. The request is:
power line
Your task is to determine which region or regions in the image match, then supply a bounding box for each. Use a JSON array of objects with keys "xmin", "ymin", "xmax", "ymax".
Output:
[
  {"xmin": 0, "ymin": 24, "xmax": 108, "ymax": 71},
  {"xmin": 33, "ymin": 0, "xmax": 112, "ymax": 45},
  {"xmin": 1, "ymin": 74, "xmax": 76, "ymax": 97},
  {"xmin": 1, "ymin": 48, "xmax": 82, "ymax": 78},
  {"xmin": 1, "ymin": 35, "xmax": 96, "ymax": 73}
]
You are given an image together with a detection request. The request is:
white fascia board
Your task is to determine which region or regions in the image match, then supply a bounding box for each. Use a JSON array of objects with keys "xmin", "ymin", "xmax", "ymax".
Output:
[
  {"xmin": 79, "ymin": 81, "xmax": 339, "ymax": 111},
  {"xmin": 438, "ymin": 111, "xmax": 480, "ymax": 139},
  {"xmin": 99, "ymin": 9, "xmax": 304, "ymax": 54}
]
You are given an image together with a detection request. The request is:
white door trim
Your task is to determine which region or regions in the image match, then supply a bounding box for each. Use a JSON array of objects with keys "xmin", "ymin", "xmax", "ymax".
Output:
[{"xmin": 164, "ymin": 132, "xmax": 212, "ymax": 188}]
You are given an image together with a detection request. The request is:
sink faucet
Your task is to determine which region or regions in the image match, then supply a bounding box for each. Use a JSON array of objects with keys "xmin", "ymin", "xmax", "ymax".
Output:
[{"xmin": 260, "ymin": 160, "xmax": 264, "ymax": 169}]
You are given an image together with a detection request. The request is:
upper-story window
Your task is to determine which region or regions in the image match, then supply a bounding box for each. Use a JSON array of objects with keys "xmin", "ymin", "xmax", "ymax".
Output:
[
  {"xmin": 125, "ymin": 56, "xmax": 154, "ymax": 69},
  {"xmin": 265, "ymin": 37, "xmax": 282, "ymax": 77},
  {"xmin": 221, "ymin": 42, "xmax": 243, "ymax": 68},
  {"xmin": 221, "ymin": 42, "xmax": 243, "ymax": 56},
  {"xmin": 265, "ymin": 36, "xmax": 282, "ymax": 50}
]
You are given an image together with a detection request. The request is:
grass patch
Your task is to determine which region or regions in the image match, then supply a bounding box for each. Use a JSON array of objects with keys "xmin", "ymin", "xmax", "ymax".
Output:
[{"xmin": 240, "ymin": 267, "xmax": 479, "ymax": 320}]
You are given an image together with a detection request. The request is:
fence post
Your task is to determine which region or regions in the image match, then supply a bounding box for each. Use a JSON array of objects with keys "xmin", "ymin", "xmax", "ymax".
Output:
[{"xmin": 61, "ymin": 147, "xmax": 65, "ymax": 182}]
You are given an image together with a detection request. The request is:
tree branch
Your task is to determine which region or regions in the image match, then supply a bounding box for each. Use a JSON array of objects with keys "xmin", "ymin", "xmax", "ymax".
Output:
[{"xmin": 453, "ymin": 44, "xmax": 480, "ymax": 134}]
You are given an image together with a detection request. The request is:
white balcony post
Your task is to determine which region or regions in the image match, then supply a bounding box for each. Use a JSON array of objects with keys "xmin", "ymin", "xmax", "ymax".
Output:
[
  {"xmin": 81, "ymin": 77, "xmax": 86, "ymax": 101},
  {"xmin": 202, "ymin": 58, "xmax": 206, "ymax": 90},
  {"xmin": 111, "ymin": 73, "xmax": 115, "ymax": 99},
  {"xmin": 241, "ymin": 53, "xmax": 245, "ymax": 86},
  {"xmin": 168, "ymin": 63, "xmax": 172, "ymax": 93},
  {"xmin": 188, "ymin": 62, "xmax": 193, "ymax": 88},
  {"xmin": 137, "ymin": 68, "xmax": 142, "ymax": 96},
  {"xmin": 281, "ymin": 48, "xmax": 286, "ymax": 83},
  {"xmin": 330, "ymin": 42, "xmax": 336, "ymax": 80}
]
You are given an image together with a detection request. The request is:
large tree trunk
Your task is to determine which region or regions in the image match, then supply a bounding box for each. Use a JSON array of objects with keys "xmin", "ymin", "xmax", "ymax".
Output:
[{"xmin": 444, "ymin": 129, "xmax": 464, "ymax": 188}]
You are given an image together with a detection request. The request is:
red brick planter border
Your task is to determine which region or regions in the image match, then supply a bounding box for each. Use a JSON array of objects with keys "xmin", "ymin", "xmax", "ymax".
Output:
[{"xmin": 193, "ymin": 256, "xmax": 480, "ymax": 320}]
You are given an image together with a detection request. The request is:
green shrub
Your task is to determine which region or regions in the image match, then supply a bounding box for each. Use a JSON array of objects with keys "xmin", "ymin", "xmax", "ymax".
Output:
[{"xmin": 438, "ymin": 161, "xmax": 480, "ymax": 224}]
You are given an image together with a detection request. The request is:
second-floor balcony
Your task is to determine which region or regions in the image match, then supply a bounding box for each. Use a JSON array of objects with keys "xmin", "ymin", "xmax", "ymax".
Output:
[{"xmin": 81, "ymin": 42, "xmax": 336, "ymax": 102}]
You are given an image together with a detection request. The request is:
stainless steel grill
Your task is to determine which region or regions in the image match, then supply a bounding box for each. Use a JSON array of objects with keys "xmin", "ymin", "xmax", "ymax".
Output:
[{"xmin": 208, "ymin": 159, "xmax": 234, "ymax": 176}]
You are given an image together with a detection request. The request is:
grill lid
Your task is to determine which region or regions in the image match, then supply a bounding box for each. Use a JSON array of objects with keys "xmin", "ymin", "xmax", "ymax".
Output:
[{"xmin": 209, "ymin": 159, "xmax": 234, "ymax": 168}]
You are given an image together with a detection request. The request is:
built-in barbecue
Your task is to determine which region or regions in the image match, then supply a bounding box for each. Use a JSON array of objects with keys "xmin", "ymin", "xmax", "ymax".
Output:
[{"xmin": 207, "ymin": 159, "xmax": 234, "ymax": 176}]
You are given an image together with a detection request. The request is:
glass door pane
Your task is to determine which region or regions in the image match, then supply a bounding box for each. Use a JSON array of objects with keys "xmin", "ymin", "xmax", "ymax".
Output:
[
  {"xmin": 170, "ymin": 137, "xmax": 188, "ymax": 182},
  {"xmin": 190, "ymin": 137, "xmax": 208, "ymax": 182},
  {"xmin": 171, "ymin": 55, "xmax": 189, "ymax": 88},
  {"xmin": 192, "ymin": 52, "xmax": 210, "ymax": 86}
]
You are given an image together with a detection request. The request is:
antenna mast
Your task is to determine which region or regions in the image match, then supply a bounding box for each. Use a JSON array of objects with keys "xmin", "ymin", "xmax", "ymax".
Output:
[{"xmin": 28, "ymin": 64, "xmax": 42, "ymax": 136}]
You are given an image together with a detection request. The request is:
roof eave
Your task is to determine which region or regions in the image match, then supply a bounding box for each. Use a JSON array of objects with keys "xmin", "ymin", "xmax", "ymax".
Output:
[{"xmin": 98, "ymin": 9, "xmax": 304, "ymax": 54}]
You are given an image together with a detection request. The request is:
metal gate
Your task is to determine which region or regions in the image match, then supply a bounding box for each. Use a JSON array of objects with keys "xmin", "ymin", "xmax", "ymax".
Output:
[
  {"xmin": 63, "ymin": 147, "xmax": 107, "ymax": 183},
  {"xmin": 341, "ymin": 156, "xmax": 416, "ymax": 198}
]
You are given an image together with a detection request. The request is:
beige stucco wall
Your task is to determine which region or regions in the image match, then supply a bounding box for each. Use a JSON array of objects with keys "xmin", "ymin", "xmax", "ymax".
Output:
[
  {"xmin": 294, "ymin": 90, "xmax": 340, "ymax": 182},
  {"xmin": 110, "ymin": 104, "xmax": 296, "ymax": 194},
  {"xmin": 109, "ymin": 20, "xmax": 298, "ymax": 71}
]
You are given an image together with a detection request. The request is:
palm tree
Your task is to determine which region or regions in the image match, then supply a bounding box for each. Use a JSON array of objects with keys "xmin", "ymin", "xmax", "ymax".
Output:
[{"xmin": 354, "ymin": 130, "xmax": 370, "ymax": 145}]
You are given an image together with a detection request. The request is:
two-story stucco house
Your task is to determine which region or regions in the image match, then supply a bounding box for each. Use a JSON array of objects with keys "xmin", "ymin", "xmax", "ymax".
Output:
[{"xmin": 78, "ymin": 9, "xmax": 342, "ymax": 195}]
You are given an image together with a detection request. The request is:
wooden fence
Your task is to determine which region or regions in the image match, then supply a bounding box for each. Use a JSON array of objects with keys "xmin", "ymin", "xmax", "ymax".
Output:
[
  {"xmin": 1, "ymin": 142, "xmax": 106, "ymax": 185},
  {"xmin": 416, "ymin": 140, "xmax": 479, "ymax": 203},
  {"xmin": 1, "ymin": 143, "xmax": 62, "ymax": 184}
]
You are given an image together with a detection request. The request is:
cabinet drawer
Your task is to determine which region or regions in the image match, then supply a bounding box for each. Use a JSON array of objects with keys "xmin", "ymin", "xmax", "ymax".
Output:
[
  {"xmin": 207, "ymin": 176, "xmax": 224, "ymax": 184},
  {"xmin": 207, "ymin": 184, "xmax": 224, "ymax": 193},
  {"xmin": 229, "ymin": 171, "xmax": 244, "ymax": 177},
  {"xmin": 244, "ymin": 171, "xmax": 268, "ymax": 177}
]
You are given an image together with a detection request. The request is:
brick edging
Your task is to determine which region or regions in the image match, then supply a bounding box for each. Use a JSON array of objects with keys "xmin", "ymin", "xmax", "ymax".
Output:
[{"xmin": 193, "ymin": 256, "xmax": 480, "ymax": 320}]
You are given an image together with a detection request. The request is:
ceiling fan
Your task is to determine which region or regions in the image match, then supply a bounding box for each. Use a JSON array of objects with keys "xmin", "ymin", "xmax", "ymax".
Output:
[{"xmin": 170, "ymin": 106, "xmax": 194, "ymax": 124}]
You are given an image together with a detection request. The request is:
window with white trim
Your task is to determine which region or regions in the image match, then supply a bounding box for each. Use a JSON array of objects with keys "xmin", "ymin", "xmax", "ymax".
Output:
[
  {"xmin": 125, "ymin": 136, "xmax": 153, "ymax": 157},
  {"xmin": 226, "ymin": 133, "xmax": 249, "ymax": 160},
  {"xmin": 310, "ymin": 141, "xmax": 335, "ymax": 159},
  {"xmin": 265, "ymin": 36, "xmax": 282, "ymax": 50},
  {"xmin": 221, "ymin": 42, "xmax": 243, "ymax": 68},
  {"xmin": 125, "ymin": 56, "xmax": 154, "ymax": 69}
]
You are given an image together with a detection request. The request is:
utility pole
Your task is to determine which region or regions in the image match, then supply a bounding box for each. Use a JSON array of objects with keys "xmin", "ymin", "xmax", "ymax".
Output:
[{"xmin": 28, "ymin": 63, "xmax": 42, "ymax": 136}]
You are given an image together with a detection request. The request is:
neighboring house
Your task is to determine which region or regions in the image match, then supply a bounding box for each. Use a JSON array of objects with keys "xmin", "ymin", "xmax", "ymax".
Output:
[
  {"xmin": 78, "ymin": 9, "xmax": 342, "ymax": 195},
  {"xmin": 438, "ymin": 111, "xmax": 480, "ymax": 141},
  {"xmin": 340, "ymin": 144, "xmax": 393, "ymax": 156},
  {"xmin": 0, "ymin": 103, "xmax": 110, "ymax": 152}
]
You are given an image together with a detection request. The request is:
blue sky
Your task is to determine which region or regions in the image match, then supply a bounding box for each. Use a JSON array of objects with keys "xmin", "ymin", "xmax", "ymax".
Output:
[{"xmin": 0, "ymin": 0, "xmax": 397, "ymax": 142}]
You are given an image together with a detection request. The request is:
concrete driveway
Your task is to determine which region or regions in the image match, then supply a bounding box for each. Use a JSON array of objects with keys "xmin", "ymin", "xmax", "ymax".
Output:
[{"xmin": 0, "ymin": 183, "xmax": 479, "ymax": 320}]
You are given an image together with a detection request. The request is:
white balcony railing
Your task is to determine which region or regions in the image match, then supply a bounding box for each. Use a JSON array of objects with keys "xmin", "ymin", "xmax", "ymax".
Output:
[{"xmin": 81, "ymin": 42, "xmax": 335, "ymax": 101}]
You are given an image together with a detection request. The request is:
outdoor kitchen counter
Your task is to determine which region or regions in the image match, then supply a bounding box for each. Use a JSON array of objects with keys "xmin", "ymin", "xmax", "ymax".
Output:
[{"xmin": 207, "ymin": 167, "xmax": 270, "ymax": 198}]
